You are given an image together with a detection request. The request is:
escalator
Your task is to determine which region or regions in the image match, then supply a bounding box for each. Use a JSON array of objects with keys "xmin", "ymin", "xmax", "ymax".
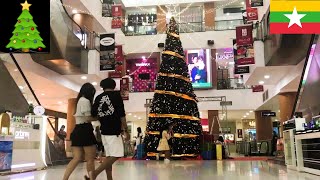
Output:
[{"xmin": 30, "ymin": 0, "xmax": 90, "ymax": 75}]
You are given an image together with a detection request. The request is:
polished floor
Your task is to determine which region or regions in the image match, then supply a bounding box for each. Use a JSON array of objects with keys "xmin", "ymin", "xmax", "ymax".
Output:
[{"xmin": 1, "ymin": 160, "xmax": 318, "ymax": 180}]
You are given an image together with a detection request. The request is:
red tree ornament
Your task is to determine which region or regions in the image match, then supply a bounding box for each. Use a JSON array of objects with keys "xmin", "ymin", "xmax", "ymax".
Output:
[
  {"xmin": 22, "ymin": 39, "xmax": 25, "ymax": 43},
  {"xmin": 38, "ymin": 47, "xmax": 42, "ymax": 51},
  {"xmin": 31, "ymin": 27, "xmax": 34, "ymax": 31}
]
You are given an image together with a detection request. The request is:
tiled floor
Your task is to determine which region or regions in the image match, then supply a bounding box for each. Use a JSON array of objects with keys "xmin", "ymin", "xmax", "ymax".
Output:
[{"xmin": 1, "ymin": 160, "xmax": 319, "ymax": 180}]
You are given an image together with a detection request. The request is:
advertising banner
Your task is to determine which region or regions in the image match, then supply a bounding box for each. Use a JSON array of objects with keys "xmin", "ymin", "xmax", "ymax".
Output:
[
  {"xmin": 235, "ymin": 45, "xmax": 255, "ymax": 65},
  {"xmin": 120, "ymin": 78, "xmax": 129, "ymax": 100},
  {"xmin": 111, "ymin": 17, "xmax": 122, "ymax": 29},
  {"xmin": 250, "ymin": 0, "xmax": 263, "ymax": 7},
  {"xmin": 247, "ymin": 8, "xmax": 258, "ymax": 21},
  {"xmin": 0, "ymin": 141, "xmax": 13, "ymax": 172},
  {"xmin": 236, "ymin": 25, "xmax": 253, "ymax": 46},
  {"xmin": 114, "ymin": 45, "xmax": 124, "ymax": 74},
  {"xmin": 102, "ymin": 0, "xmax": 113, "ymax": 17},
  {"xmin": 100, "ymin": 33, "xmax": 115, "ymax": 71},
  {"xmin": 112, "ymin": 5, "xmax": 122, "ymax": 17},
  {"xmin": 237, "ymin": 129, "xmax": 243, "ymax": 138}
]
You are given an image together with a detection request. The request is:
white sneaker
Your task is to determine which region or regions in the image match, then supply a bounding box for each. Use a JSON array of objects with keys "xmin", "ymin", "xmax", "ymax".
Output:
[{"xmin": 164, "ymin": 158, "xmax": 170, "ymax": 164}]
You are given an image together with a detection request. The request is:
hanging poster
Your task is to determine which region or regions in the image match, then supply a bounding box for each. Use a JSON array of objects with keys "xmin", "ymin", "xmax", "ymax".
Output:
[
  {"xmin": 247, "ymin": 8, "xmax": 258, "ymax": 21},
  {"xmin": 112, "ymin": 5, "xmax": 122, "ymax": 17},
  {"xmin": 237, "ymin": 129, "xmax": 243, "ymax": 138},
  {"xmin": 252, "ymin": 85, "xmax": 264, "ymax": 92},
  {"xmin": 120, "ymin": 77, "xmax": 129, "ymax": 100},
  {"xmin": 102, "ymin": 0, "xmax": 113, "ymax": 17},
  {"xmin": 250, "ymin": 0, "xmax": 263, "ymax": 7},
  {"xmin": 234, "ymin": 66, "xmax": 250, "ymax": 74},
  {"xmin": 111, "ymin": 17, "xmax": 122, "ymax": 29},
  {"xmin": 100, "ymin": 33, "xmax": 115, "ymax": 71},
  {"xmin": 236, "ymin": 25, "xmax": 253, "ymax": 46},
  {"xmin": 235, "ymin": 25, "xmax": 254, "ymax": 65}
]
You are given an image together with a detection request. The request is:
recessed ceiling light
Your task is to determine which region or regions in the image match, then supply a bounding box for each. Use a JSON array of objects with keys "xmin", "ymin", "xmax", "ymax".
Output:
[
  {"xmin": 249, "ymin": 110, "xmax": 253, "ymax": 113},
  {"xmin": 264, "ymin": 75, "xmax": 270, "ymax": 79},
  {"xmin": 134, "ymin": 115, "xmax": 137, "ymax": 118},
  {"xmin": 243, "ymin": 116, "xmax": 247, "ymax": 118},
  {"xmin": 81, "ymin": 76, "xmax": 87, "ymax": 80},
  {"xmin": 128, "ymin": 113, "xmax": 132, "ymax": 116},
  {"xmin": 58, "ymin": 101, "xmax": 62, "ymax": 104},
  {"xmin": 14, "ymin": 69, "xmax": 18, "ymax": 72},
  {"xmin": 259, "ymin": 81, "xmax": 264, "ymax": 85},
  {"xmin": 41, "ymin": 93, "xmax": 45, "ymax": 96},
  {"xmin": 18, "ymin": 86, "xmax": 24, "ymax": 90},
  {"xmin": 227, "ymin": 13, "xmax": 230, "ymax": 16},
  {"xmin": 246, "ymin": 113, "xmax": 249, "ymax": 115},
  {"xmin": 241, "ymin": 2, "xmax": 245, "ymax": 5},
  {"xmin": 92, "ymin": 82, "xmax": 97, "ymax": 86},
  {"xmin": 72, "ymin": 9, "xmax": 78, "ymax": 14},
  {"xmin": 138, "ymin": 117, "xmax": 142, "ymax": 120}
]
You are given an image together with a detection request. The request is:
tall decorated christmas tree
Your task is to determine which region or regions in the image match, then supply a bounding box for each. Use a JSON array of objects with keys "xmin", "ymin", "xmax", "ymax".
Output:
[
  {"xmin": 6, "ymin": 0, "xmax": 46, "ymax": 52},
  {"xmin": 145, "ymin": 17, "xmax": 203, "ymax": 158}
]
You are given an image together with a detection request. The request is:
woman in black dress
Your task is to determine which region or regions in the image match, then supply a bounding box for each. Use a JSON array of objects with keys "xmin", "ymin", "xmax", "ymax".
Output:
[{"xmin": 63, "ymin": 83, "xmax": 97, "ymax": 180}]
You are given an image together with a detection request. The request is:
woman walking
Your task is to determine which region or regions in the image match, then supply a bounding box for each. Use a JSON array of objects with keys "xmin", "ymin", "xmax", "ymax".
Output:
[{"xmin": 63, "ymin": 83, "xmax": 97, "ymax": 180}]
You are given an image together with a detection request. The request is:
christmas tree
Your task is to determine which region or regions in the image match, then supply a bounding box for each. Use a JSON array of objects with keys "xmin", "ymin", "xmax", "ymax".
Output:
[
  {"xmin": 6, "ymin": 0, "xmax": 46, "ymax": 52},
  {"xmin": 145, "ymin": 17, "xmax": 202, "ymax": 158}
]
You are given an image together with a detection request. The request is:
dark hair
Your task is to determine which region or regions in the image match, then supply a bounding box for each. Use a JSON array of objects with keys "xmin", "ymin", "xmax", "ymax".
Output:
[
  {"xmin": 218, "ymin": 136, "xmax": 224, "ymax": 142},
  {"xmin": 137, "ymin": 127, "xmax": 142, "ymax": 137},
  {"xmin": 100, "ymin": 78, "xmax": 116, "ymax": 90},
  {"xmin": 60, "ymin": 125, "xmax": 65, "ymax": 131},
  {"xmin": 75, "ymin": 83, "xmax": 96, "ymax": 112}
]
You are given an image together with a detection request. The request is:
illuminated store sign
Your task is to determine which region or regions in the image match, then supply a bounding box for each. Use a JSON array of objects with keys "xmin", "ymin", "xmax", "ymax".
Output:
[
  {"xmin": 216, "ymin": 48, "xmax": 234, "ymax": 60},
  {"xmin": 15, "ymin": 130, "xmax": 30, "ymax": 140},
  {"xmin": 135, "ymin": 63, "xmax": 150, "ymax": 67}
]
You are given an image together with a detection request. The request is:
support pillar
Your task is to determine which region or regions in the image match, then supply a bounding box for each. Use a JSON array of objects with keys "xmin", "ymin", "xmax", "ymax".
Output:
[
  {"xmin": 208, "ymin": 110, "xmax": 219, "ymax": 140},
  {"xmin": 255, "ymin": 110, "xmax": 273, "ymax": 141},
  {"xmin": 278, "ymin": 92, "xmax": 297, "ymax": 137},
  {"xmin": 66, "ymin": 98, "xmax": 77, "ymax": 156}
]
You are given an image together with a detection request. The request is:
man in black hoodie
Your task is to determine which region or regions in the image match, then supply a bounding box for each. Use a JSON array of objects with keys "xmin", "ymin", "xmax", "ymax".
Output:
[{"xmin": 89, "ymin": 78, "xmax": 129, "ymax": 180}]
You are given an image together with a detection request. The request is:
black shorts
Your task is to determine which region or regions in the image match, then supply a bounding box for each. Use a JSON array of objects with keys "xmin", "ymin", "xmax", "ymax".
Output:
[{"xmin": 70, "ymin": 123, "xmax": 97, "ymax": 147}]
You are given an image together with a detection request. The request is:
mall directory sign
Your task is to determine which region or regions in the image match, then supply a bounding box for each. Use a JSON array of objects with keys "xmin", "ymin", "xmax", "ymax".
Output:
[{"xmin": 0, "ymin": 0, "xmax": 50, "ymax": 53}]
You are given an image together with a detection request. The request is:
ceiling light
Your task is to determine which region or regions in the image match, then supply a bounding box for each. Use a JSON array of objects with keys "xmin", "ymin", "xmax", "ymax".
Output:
[
  {"xmin": 14, "ymin": 69, "xmax": 18, "ymax": 72},
  {"xmin": 128, "ymin": 113, "xmax": 132, "ymax": 116},
  {"xmin": 58, "ymin": 101, "xmax": 62, "ymax": 104},
  {"xmin": 226, "ymin": 13, "xmax": 230, "ymax": 16},
  {"xmin": 275, "ymin": 119, "xmax": 279, "ymax": 121},
  {"xmin": 41, "ymin": 93, "xmax": 45, "ymax": 96},
  {"xmin": 250, "ymin": 110, "xmax": 253, "ymax": 113},
  {"xmin": 72, "ymin": 9, "xmax": 78, "ymax": 14},
  {"xmin": 138, "ymin": 117, "xmax": 142, "ymax": 120},
  {"xmin": 18, "ymin": 86, "xmax": 24, "ymax": 90},
  {"xmin": 241, "ymin": 2, "xmax": 245, "ymax": 5},
  {"xmin": 92, "ymin": 82, "xmax": 98, "ymax": 86},
  {"xmin": 142, "ymin": 56, "xmax": 146, "ymax": 59},
  {"xmin": 81, "ymin": 76, "xmax": 87, "ymax": 80},
  {"xmin": 259, "ymin": 81, "xmax": 264, "ymax": 85},
  {"xmin": 264, "ymin": 75, "xmax": 270, "ymax": 79},
  {"xmin": 246, "ymin": 113, "xmax": 249, "ymax": 115},
  {"xmin": 278, "ymin": 110, "xmax": 280, "ymax": 112},
  {"xmin": 243, "ymin": 116, "xmax": 247, "ymax": 118},
  {"xmin": 134, "ymin": 115, "xmax": 137, "ymax": 118}
]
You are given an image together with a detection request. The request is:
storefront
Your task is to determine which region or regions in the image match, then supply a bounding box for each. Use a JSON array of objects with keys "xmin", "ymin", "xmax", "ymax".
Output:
[{"xmin": 0, "ymin": 113, "xmax": 47, "ymax": 173}]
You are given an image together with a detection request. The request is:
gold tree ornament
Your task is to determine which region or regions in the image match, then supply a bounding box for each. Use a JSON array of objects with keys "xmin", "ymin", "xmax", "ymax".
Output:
[{"xmin": 21, "ymin": 0, "xmax": 32, "ymax": 11}]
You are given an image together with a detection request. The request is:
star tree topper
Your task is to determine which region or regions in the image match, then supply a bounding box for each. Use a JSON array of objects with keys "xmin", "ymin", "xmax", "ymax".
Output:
[{"xmin": 21, "ymin": 0, "xmax": 32, "ymax": 11}]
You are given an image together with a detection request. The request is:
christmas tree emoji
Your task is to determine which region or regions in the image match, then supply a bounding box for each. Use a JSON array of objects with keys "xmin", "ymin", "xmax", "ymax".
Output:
[{"xmin": 6, "ymin": 0, "xmax": 46, "ymax": 52}]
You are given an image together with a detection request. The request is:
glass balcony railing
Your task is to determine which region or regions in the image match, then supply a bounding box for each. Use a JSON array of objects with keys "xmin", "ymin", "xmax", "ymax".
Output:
[
  {"xmin": 214, "ymin": 19, "xmax": 244, "ymax": 31},
  {"xmin": 123, "ymin": 25, "xmax": 157, "ymax": 36},
  {"xmin": 217, "ymin": 78, "xmax": 251, "ymax": 90}
]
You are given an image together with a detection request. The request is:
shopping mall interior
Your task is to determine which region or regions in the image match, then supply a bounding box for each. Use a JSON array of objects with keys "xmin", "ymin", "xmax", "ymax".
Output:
[{"xmin": 0, "ymin": 0, "xmax": 319, "ymax": 179}]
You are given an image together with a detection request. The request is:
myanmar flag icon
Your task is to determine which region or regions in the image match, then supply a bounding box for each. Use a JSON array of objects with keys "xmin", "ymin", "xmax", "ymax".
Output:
[{"xmin": 270, "ymin": 0, "xmax": 320, "ymax": 34}]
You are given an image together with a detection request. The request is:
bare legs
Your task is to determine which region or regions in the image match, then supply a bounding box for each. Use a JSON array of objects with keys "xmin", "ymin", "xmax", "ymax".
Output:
[
  {"xmin": 62, "ymin": 145, "xmax": 96, "ymax": 180},
  {"xmin": 83, "ymin": 145, "xmax": 96, "ymax": 176},
  {"xmin": 63, "ymin": 147, "xmax": 84, "ymax": 180},
  {"xmin": 164, "ymin": 150, "xmax": 170, "ymax": 160},
  {"xmin": 89, "ymin": 157, "xmax": 119, "ymax": 180}
]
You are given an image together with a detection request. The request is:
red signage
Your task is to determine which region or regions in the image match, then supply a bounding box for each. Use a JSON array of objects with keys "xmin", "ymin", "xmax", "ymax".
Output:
[
  {"xmin": 236, "ymin": 25, "xmax": 253, "ymax": 46},
  {"xmin": 120, "ymin": 78, "xmax": 129, "ymax": 100},
  {"xmin": 236, "ymin": 57, "xmax": 255, "ymax": 65},
  {"xmin": 252, "ymin": 85, "xmax": 264, "ymax": 92},
  {"xmin": 108, "ymin": 71, "xmax": 122, "ymax": 78},
  {"xmin": 111, "ymin": 17, "xmax": 122, "ymax": 29},
  {"xmin": 115, "ymin": 45, "xmax": 124, "ymax": 62},
  {"xmin": 112, "ymin": 5, "xmax": 122, "ymax": 17},
  {"xmin": 246, "ymin": 8, "xmax": 258, "ymax": 21}
]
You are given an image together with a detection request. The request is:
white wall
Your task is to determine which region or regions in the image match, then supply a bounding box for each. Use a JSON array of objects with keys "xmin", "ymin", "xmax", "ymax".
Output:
[{"xmin": 124, "ymin": 89, "xmax": 263, "ymax": 112}]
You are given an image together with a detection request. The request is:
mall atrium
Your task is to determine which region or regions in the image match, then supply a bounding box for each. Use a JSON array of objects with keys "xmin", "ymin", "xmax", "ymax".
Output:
[{"xmin": 0, "ymin": 0, "xmax": 319, "ymax": 179}]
